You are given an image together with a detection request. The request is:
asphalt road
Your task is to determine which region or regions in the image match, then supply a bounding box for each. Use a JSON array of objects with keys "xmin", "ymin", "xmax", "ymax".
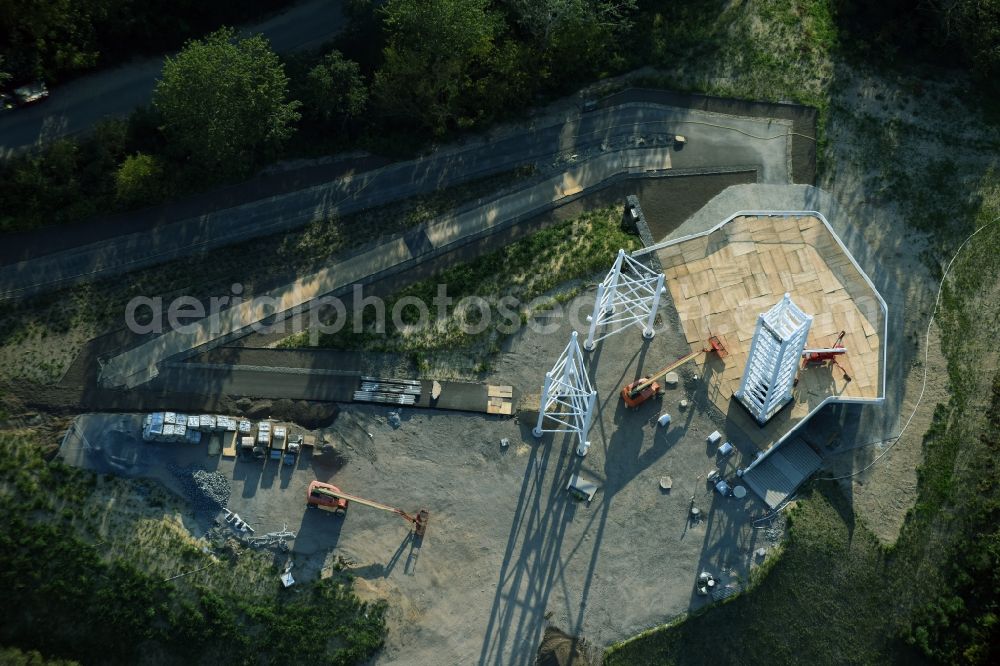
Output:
[
  {"xmin": 0, "ymin": 99, "xmax": 793, "ymax": 300},
  {"xmin": 0, "ymin": 0, "xmax": 345, "ymax": 157}
]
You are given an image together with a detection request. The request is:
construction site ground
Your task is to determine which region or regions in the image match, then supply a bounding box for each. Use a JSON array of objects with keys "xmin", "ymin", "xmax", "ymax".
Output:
[{"xmin": 59, "ymin": 289, "xmax": 780, "ymax": 665}]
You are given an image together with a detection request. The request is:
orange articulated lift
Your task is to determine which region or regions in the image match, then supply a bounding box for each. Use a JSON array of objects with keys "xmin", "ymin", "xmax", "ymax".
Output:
[
  {"xmin": 620, "ymin": 336, "xmax": 728, "ymax": 409},
  {"xmin": 306, "ymin": 480, "xmax": 430, "ymax": 537},
  {"xmin": 801, "ymin": 330, "xmax": 851, "ymax": 381}
]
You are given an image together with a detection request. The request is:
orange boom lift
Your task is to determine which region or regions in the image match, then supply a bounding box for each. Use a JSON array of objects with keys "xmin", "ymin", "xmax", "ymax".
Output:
[
  {"xmin": 620, "ymin": 336, "xmax": 728, "ymax": 409},
  {"xmin": 306, "ymin": 480, "xmax": 430, "ymax": 537},
  {"xmin": 800, "ymin": 330, "xmax": 852, "ymax": 381}
]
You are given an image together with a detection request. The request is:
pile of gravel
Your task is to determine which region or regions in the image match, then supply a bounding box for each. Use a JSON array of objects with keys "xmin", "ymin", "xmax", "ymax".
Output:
[{"xmin": 168, "ymin": 464, "xmax": 231, "ymax": 510}]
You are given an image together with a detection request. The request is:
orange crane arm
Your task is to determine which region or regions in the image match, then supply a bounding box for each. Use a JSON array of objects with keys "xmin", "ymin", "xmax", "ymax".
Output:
[
  {"xmin": 311, "ymin": 483, "xmax": 429, "ymax": 535},
  {"xmin": 319, "ymin": 488, "xmax": 411, "ymax": 520}
]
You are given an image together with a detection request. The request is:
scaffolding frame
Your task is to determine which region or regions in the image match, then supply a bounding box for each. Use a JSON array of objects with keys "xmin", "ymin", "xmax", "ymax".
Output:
[
  {"xmin": 533, "ymin": 332, "xmax": 598, "ymax": 456},
  {"xmin": 735, "ymin": 293, "xmax": 813, "ymax": 425},
  {"xmin": 583, "ymin": 249, "xmax": 666, "ymax": 351}
]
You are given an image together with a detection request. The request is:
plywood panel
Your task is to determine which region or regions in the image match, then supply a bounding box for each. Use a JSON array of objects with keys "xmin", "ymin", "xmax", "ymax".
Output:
[
  {"xmin": 810, "ymin": 312, "xmax": 836, "ymax": 338},
  {"xmin": 722, "ymin": 282, "xmax": 750, "ymax": 312},
  {"xmin": 714, "ymin": 263, "xmax": 744, "ymax": 288},
  {"xmin": 819, "ymin": 270, "xmax": 842, "ymax": 293},
  {"xmin": 769, "ymin": 247, "xmax": 791, "ymax": 274},
  {"xmin": 785, "ymin": 250, "xmax": 803, "ymax": 274},
  {"xmin": 693, "ymin": 268, "xmax": 720, "ymax": 295},
  {"xmin": 679, "ymin": 277, "xmax": 696, "ymax": 300}
]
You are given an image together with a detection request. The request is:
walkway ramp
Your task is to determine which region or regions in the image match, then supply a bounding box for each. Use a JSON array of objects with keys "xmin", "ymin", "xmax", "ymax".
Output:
[{"xmin": 742, "ymin": 437, "xmax": 822, "ymax": 509}]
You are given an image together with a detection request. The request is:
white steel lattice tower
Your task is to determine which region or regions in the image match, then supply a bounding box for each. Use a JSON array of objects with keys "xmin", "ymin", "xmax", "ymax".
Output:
[
  {"xmin": 533, "ymin": 332, "xmax": 598, "ymax": 457},
  {"xmin": 735, "ymin": 293, "xmax": 813, "ymax": 425},
  {"xmin": 583, "ymin": 249, "xmax": 666, "ymax": 351}
]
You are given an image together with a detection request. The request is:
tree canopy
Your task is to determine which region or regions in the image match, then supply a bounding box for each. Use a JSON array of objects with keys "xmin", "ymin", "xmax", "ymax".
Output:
[
  {"xmin": 502, "ymin": 0, "xmax": 637, "ymax": 81},
  {"xmin": 0, "ymin": 55, "xmax": 11, "ymax": 86},
  {"xmin": 0, "ymin": 0, "xmax": 293, "ymax": 83},
  {"xmin": 153, "ymin": 28, "xmax": 300, "ymax": 178},
  {"xmin": 300, "ymin": 50, "xmax": 368, "ymax": 126},
  {"xmin": 372, "ymin": 0, "xmax": 507, "ymax": 135}
]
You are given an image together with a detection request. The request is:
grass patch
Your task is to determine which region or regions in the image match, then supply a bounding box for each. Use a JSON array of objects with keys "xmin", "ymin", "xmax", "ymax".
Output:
[
  {"xmin": 605, "ymin": 484, "xmax": 901, "ymax": 665},
  {"xmin": 0, "ymin": 432, "xmax": 386, "ymax": 665},
  {"xmin": 635, "ymin": 0, "xmax": 837, "ymax": 164},
  {"xmin": 282, "ymin": 205, "xmax": 642, "ymax": 373}
]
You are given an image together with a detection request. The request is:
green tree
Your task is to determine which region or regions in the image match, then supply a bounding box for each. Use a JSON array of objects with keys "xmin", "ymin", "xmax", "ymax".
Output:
[
  {"xmin": 372, "ymin": 0, "xmax": 504, "ymax": 135},
  {"xmin": 0, "ymin": 645, "xmax": 79, "ymax": 665},
  {"xmin": 153, "ymin": 27, "xmax": 301, "ymax": 178},
  {"xmin": 115, "ymin": 152, "xmax": 164, "ymax": 207},
  {"xmin": 502, "ymin": 0, "xmax": 637, "ymax": 82},
  {"xmin": 0, "ymin": 0, "xmax": 100, "ymax": 81},
  {"xmin": 948, "ymin": 0, "xmax": 1000, "ymax": 81},
  {"xmin": 300, "ymin": 50, "xmax": 367, "ymax": 126}
]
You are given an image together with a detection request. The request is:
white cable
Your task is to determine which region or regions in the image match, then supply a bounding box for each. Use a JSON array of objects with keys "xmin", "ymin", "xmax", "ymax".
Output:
[{"xmin": 818, "ymin": 213, "xmax": 1000, "ymax": 482}]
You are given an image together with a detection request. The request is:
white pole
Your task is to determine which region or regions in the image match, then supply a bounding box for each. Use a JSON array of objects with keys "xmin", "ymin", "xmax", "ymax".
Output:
[
  {"xmin": 533, "ymin": 372, "xmax": 553, "ymax": 437},
  {"xmin": 576, "ymin": 389, "xmax": 598, "ymax": 457},
  {"xmin": 605, "ymin": 250, "xmax": 624, "ymax": 314},
  {"xmin": 584, "ymin": 283, "xmax": 604, "ymax": 351},
  {"xmin": 643, "ymin": 272, "xmax": 665, "ymax": 339}
]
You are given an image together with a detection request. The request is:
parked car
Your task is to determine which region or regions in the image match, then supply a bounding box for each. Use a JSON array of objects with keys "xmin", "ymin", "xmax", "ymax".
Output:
[{"xmin": 13, "ymin": 81, "xmax": 48, "ymax": 105}]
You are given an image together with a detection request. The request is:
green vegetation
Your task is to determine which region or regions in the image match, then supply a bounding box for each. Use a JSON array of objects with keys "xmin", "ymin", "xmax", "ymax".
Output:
[
  {"xmin": 114, "ymin": 152, "xmax": 165, "ymax": 207},
  {"xmin": 0, "ymin": 118, "xmax": 137, "ymax": 231},
  {"xmin": 154, "ymin": 29, "xmax": 301, "ymax": 179},
  {"xmin": 296, "ymin": 50, "xmax": 368, "ymax": 128},
  {"xmin": 606, "ymin": 485, "xmax": 901, "ymax": 665},
  {"xmin": 374, "ymin": 0, "xmax": 510, "ymax": 135},
  {"xmin": 835, "ymin": 0, "xmax": 1000, "ymax": 80},
  {"xmin": 639, "ymin": 0, "xmax": 836, "ymax": 108},
  {"xmin": 0, "ymin": 1, "xmax": 640, "ymax": 231},
  {"xmin": 0, "ymin": 433, "xmax": 386, "ymax": 664},
  {"xmin": 0, "ymin": 645, "xmax": 78, "ymax": 665},
  {"xmin": 3, "ymin": 0, "xmax": 999, "ymax": 234},
  {"xmin": 285, "ymin": 205, "xmax": 641, "ymax": 373},
  {"xmin": 0, "ymin": 0, "xmax": 294, "ymax": 83}
]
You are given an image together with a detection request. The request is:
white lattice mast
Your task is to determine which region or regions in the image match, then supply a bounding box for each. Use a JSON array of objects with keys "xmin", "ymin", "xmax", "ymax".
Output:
[
  {"xmin": 583, "ymin": 249, "xmax": 666, "ymax": 351},
  {"xmin": 533, "ymin": 331, "xmax": 598, "ymax": 457},
  {"xmin": 735, "ymin": 293, "xmax": 813, "ymax": 425}
]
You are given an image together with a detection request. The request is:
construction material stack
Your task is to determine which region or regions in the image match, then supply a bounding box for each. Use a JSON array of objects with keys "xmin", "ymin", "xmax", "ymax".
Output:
[
  {"xmin": 143, "ymin": 412, "xmax": 201, "ymax": 443},
  {"xmin": 270, "ymin": 425, "xmax": 286, "ymax": 461},
  {"xmin": 354, "ymin": 377, "xmax": 421, "ymax": 405},
  {"xmin": 284, "ymin": 434, "xmax": 302, "ymax": 466},
  {"xmin": 240, "ymin": 435, "xmax": 257, "ymax": 458}
]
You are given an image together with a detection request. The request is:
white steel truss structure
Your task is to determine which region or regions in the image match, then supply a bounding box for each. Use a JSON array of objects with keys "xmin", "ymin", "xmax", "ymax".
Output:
[
  {"xmin": 583, "ymin": 249, "xmax": 666, "ymax": 351},
  {"xmin": 533, "ymin": 331, "xmax": 598, "ymax": 456},
  {"xmin": 735, "ymin": 293, "xmax": 813, "ymax": 425}
]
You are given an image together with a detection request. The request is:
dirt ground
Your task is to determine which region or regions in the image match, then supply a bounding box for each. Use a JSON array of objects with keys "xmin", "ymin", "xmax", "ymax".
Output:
[
  {"xmin": 820, "ymin": 323, "xmax": 949, "ymax": 543},
  {"xmin": 59, "ymin": 283, "xmax": 781, "ymax": 665}
]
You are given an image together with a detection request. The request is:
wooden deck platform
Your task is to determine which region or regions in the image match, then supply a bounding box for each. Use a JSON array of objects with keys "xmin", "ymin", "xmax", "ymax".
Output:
[{"xmin": 656, "ymin": 214, "xmax": 885, "ymax": 452}]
